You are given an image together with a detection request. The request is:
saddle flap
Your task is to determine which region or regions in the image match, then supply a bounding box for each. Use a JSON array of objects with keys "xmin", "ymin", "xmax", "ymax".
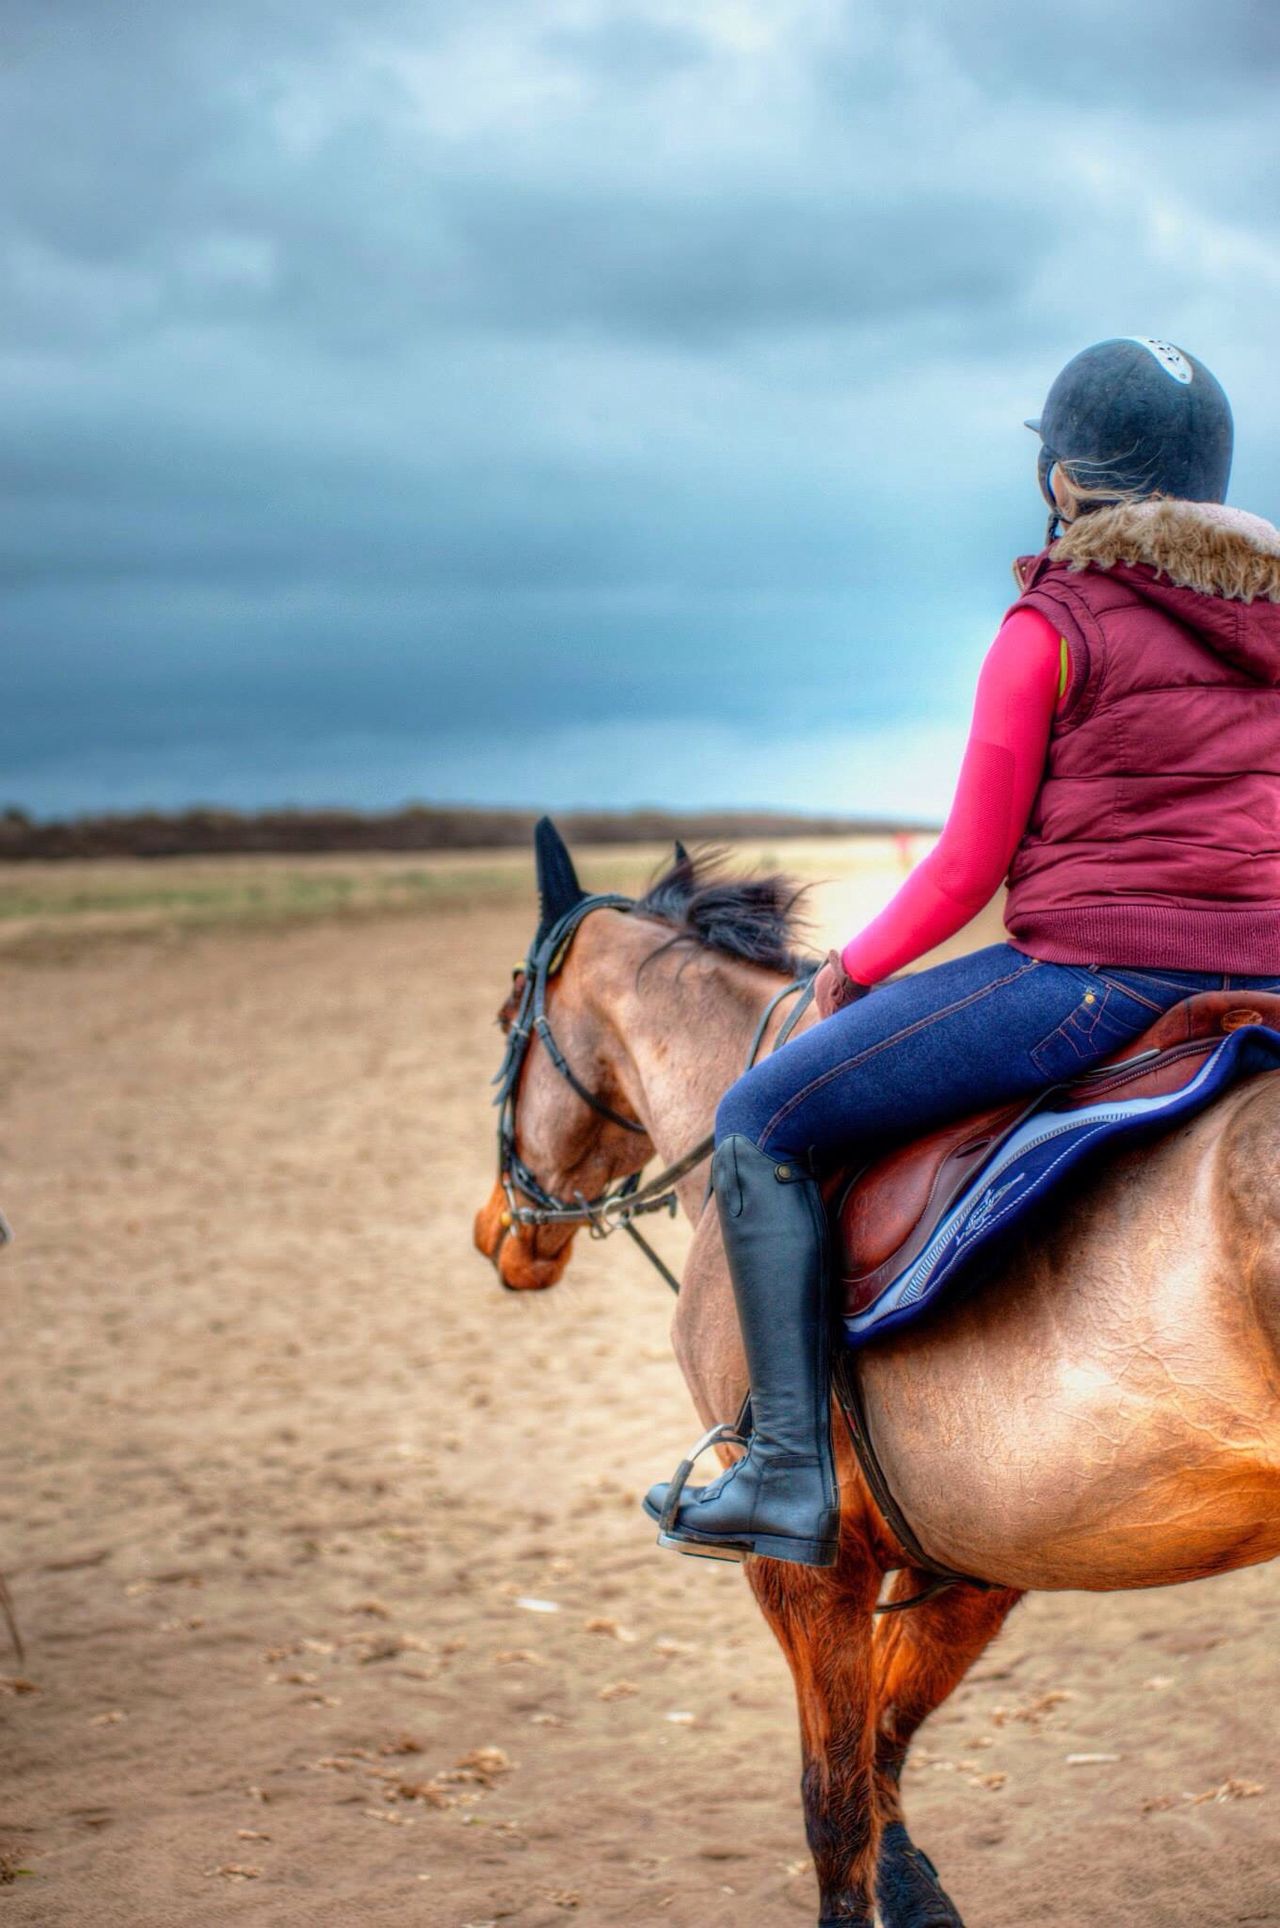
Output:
[
  {"xmin": 832, "ymin": 1103, "xmax": 1022, "ymax": 1290},
  {"xmin": 834, "ymin": 989, "xmax": 1280, "ymax": 1320}
]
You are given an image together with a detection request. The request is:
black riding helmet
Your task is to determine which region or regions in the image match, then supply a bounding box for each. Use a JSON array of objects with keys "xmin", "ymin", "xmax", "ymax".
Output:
[{"xmin": 1027, "ymin": 337, "xmax": 1233, "ymax": 524}]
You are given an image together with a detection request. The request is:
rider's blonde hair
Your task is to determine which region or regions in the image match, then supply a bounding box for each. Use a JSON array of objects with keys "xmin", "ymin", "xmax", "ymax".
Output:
[{"xmin": 1052, "ymin": 460, "xmax": 1151, "ymax": 524}]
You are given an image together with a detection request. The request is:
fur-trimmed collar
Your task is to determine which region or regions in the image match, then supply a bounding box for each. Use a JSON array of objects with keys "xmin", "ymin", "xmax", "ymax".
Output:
[{"xmin": 1050, "ymin": 498, "xmax": 1280, "ymax": 604}]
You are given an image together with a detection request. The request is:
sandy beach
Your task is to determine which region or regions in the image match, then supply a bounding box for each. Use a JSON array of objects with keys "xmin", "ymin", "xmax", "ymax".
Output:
[{"xmin": 1, "ymin": 844, "xmax": 1276, "ymax": 1926}]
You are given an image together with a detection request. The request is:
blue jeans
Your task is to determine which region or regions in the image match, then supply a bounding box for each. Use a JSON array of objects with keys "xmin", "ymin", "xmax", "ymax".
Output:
[{"xmin": 716, "ymin": 944, "xmax": 1280, "ymax": 1166}]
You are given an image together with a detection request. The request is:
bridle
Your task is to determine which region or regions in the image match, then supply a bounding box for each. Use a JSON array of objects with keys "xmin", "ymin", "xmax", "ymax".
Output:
[
  {"xmin": 488, "ymin": 878, "xmax": 980, "ymax": 1611},
  {"xmin": 491, "ymin": 890, "xmax": 811, "ymax": 1294}
]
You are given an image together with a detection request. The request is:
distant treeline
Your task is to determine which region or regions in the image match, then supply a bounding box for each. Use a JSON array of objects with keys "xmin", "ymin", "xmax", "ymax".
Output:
[{"xmin": 0, "ymin": 804, "xmax": 937, "ymax": 862}]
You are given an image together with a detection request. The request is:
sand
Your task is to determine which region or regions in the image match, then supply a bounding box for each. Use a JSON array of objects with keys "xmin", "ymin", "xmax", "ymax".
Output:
[{"xmin": 0, "ymin": 854, "xmax": 1277, "ymax": 1925}]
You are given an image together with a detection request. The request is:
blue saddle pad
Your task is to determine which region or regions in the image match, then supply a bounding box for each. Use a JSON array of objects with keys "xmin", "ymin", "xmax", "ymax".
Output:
[{"xmin": 842, "ymin": 1023, "xmax": 1280, "ymax": 1347}]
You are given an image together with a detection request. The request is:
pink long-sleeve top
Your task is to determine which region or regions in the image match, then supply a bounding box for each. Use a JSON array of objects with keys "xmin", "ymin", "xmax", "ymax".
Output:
[{"xmin": 840, "ymin": 609, "xmax": 1064, "ymax": 987}]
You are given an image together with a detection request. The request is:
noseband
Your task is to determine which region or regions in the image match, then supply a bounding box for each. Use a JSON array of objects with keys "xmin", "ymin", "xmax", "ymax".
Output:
[{"xmin": 491, "ymin": 891, "xmax": 811, "ymax": 1292}]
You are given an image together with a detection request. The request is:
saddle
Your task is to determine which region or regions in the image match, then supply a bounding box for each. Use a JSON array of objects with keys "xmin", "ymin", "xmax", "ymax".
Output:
[{"xmin": 833, "ymin": 989, "xmax": 1280, "ymax": 1323}]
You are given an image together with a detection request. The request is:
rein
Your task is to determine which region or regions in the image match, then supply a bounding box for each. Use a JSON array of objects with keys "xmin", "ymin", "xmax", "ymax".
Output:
[
  {"xmin": 492, "ymin": 891, "xmax": 812, "ymax": 1294},
  {"xmin": 491, "ymin": 887, "xmax": 982, "ymax": 1611}
]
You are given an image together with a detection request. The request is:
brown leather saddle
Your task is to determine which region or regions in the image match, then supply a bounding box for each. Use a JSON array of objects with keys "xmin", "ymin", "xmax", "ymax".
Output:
[{"xmin": 832, "ymin": 990, "xmax": 1280, "ymax": 1321}]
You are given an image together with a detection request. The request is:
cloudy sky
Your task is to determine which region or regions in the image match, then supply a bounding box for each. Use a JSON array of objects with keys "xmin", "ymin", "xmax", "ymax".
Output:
[{"xmin": 5, "ymin": 0, "xmax": 1280, "ymax": 819}]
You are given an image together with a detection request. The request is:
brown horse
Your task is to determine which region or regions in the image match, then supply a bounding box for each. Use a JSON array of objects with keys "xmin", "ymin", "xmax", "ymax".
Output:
[{"xmin": 473, "ymin": 828, "xmax": 1280, "ymax": 1928}]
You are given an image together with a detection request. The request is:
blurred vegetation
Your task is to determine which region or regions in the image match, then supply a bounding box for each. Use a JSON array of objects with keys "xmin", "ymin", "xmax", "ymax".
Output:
[
  {"xmin": 0, "ymin": 831, "xmax": 932, "ymax": 964},
  {"xmin": 0, "ymin": 803, "xmax": 934, "ymax": 862},
  {"xmin": 0, "ymin": 844, "xmax": 786, "ymax": 954},
  {"xmin": 0, "ymin": 864, "xmax": 518, "ymax": 924},
  {"xmin": 0, "ymin": 858, "xmax": 539, "ymax": 954}
]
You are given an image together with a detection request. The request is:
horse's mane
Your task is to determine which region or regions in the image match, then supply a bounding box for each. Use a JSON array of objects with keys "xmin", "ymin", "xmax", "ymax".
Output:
[{"xmin": 634, "ymin": 846, "xmax": 814, "ymax": 978}]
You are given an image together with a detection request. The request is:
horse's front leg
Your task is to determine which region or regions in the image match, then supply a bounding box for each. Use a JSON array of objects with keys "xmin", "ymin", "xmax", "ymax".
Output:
[
  {"xmin": 748, "ymin": 1539, "xmax": 881, "ymax": 1928},
  {"xmin": 871, "ymin": 1570, "xmax": 1023, "ymax": 1928}
]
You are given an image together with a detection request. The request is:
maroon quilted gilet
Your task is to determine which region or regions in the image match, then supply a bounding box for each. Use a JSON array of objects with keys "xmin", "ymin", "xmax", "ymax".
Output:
[{"xmin": 1003, "ymin": 526, "xmax": 1280, "ymax": 972}]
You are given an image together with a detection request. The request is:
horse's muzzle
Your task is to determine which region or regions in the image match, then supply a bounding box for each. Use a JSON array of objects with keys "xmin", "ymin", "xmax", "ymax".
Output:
[{"xmin": 473, "ymin": 1184, "xmax": 576, "ymax": 1291}]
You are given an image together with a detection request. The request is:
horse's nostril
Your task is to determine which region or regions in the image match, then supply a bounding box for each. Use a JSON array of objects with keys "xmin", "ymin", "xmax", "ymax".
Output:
[
  {"xmin": 495, "ymin": 1228, "xmax": 574, "ymax": 1292},
  {"xmin": 475, "ymin": 1184, "xmax": 575, "ymax": 1291}
]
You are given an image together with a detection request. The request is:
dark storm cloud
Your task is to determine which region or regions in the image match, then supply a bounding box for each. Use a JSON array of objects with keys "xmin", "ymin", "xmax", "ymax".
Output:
[
  {"xmin": 0, "ymin": 4, "xmax": 1047, "ymax": 356},
  {"xmin": 436, "ymin": 184, "xmax": 1041, "ymax": 343},
  {"xmin": 4, "ymin": 0, "xmax": 1280, "ymax": 815}
]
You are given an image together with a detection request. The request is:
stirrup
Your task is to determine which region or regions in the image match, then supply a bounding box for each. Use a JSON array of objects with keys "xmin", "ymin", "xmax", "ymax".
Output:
[{"xmin": 657, "ymin": 1420, "xmax": 749, "ymax": 1539}]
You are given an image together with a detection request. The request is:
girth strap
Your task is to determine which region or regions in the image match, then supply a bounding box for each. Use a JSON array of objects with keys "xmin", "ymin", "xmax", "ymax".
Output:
[{"xmin": 832, "ymin": 1352, "xmax": 996, "ymax": 1612}]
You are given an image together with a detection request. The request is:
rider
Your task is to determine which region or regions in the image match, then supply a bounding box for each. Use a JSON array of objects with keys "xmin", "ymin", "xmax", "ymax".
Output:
[{"xmin": 645, "ymin": 337, "xmax": 1280, "ymax": 1567}]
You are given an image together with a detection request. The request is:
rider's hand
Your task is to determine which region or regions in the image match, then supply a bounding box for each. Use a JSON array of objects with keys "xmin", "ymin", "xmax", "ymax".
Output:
[{"xmin": 814, "ymin": 950, "xmax": 870, "ymax": 1019}]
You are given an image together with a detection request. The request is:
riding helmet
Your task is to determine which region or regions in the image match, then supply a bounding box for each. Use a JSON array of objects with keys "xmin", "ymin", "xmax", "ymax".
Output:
[{"xmin": 1026, "ymin": 337, "xmax": 1234, "ymax": 512}]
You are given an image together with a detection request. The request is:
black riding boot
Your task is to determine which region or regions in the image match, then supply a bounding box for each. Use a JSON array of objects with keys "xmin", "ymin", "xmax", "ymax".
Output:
[{"xmin": 643, "ymin": 1133, "xmax": 839, "ymax": 1566}]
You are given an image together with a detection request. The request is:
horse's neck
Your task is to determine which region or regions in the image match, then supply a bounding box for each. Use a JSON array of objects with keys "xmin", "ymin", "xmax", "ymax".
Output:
[
  {"xmin": 601, "ymin": 919, "xmax": 799, "ymax": 1222},
  {"xmin": 594, "ymin": 921, "xmax": 800, "ymax": 1423}
]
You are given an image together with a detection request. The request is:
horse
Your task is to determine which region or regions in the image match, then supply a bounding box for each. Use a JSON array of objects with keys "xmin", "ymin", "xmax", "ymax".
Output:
[{"xmin": 473, "ymin": 822, "xmax": 1280, "ymax": 1928}]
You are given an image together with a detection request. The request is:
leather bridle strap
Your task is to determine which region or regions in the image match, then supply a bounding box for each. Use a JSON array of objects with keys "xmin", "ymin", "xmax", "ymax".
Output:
[
  {"xmin": 492, "ymin": 890, "xmax": 812, "ymax": 1291},
  {"xmin": 744, "ymin": 974, "xmax": 813, "ymax": 1070},
  {"xmin": 532, "ymin": 1006, "xmax": 647, "ymax": 1136},
  {"xmin": 494, "ymin": 892, "xmax": 715, "ymax": 1253}
]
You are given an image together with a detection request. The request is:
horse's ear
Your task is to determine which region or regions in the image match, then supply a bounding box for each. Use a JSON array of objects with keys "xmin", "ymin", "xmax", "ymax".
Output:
[{"xmin": 534, "ymin": 816, "xmax": 586, "ymax": 939}]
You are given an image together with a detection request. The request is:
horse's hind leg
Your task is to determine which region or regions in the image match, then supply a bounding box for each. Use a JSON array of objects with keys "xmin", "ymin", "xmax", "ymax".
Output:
[
  {"xmin": 872, "ymin": 1572, "xmax": 1023, "ymax": 1928},
  {"xmin": 748, "ymin": 1539, "xmax": 881, "ymax": 1927}
]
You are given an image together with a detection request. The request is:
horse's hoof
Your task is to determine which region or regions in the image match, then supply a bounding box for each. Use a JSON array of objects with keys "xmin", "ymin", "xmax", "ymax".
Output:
[
  {"xmin": 875, "ymin": 1882, "xmax": 965, "ymax": 1926},
  {"xmin": 876, "ymin": 1821, "xmax": 965, "ymax": 1928}
]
